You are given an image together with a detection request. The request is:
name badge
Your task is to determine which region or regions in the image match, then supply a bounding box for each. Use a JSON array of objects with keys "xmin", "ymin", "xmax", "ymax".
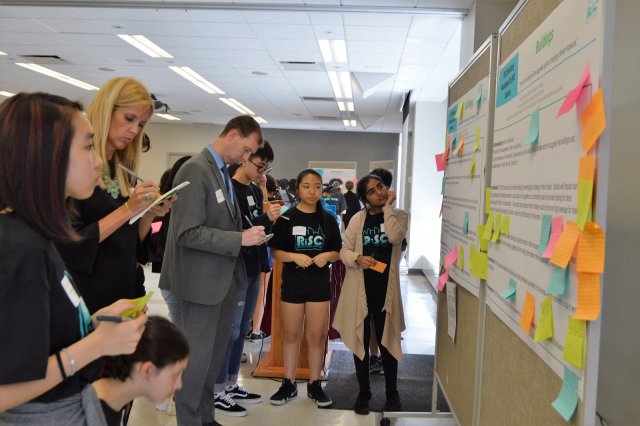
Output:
[
  {"xmin": 247, "ymin": 195, "xmax": 255, "ymax": 206},
  {"xmin": 292, "ymin": 226, "xmax": 306, "ymax": 236},
  {"xmin": 380, "ymin": 223, "xmax": 386, "ymax": 233},
  {"xmin": 215, "ymin": 189, "xmax": 225, "ymax": 204},
  {"xmin": 61, "ymin": 274, "xmax": 80, "ymax": 307}
]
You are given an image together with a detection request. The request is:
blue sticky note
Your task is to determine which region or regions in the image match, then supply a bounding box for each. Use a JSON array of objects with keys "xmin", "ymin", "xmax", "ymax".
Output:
[
  {"xmin": 476, "ymin": 84, "xmax": 483, "ymax": 109},
  {"xmin": 537, "ymin": 214, "xmax": 552, "ymax": 255},
  {"xmin": 547, "ymin": 266, "xmax": 569, "ymax": 295},
  {"xmin": 463, "ymin": 212, "xmax": 469, "ymax": 235},
  {"xmin": 500, "ymin": 277, "xmax": 517, "ymax": 300},
  {"xmin": 496, "ymin": 53, "xmax": 519, "ymax": 107},
  {"xmin": 450, "ymin": 134, "xmax": 458, "ymax": 150},
  {"xmin": 523, "ymin": 107, "xmax": 540, "ymax": 145},
  {"xmin": 551, "ymin": 366, "xmax": 580, "ymax": 422},
  {"xmin": 441, "ymin": 176, "xmax": 445, "ymax": 195},
  {"xmin": 447, "ymin": 105, "xmax": 458, "ymax": 134}
]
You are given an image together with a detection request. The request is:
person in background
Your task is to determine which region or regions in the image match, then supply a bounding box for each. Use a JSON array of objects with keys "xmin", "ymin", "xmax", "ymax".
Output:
[
  {"xmin": 56, "ymin": 77, "xmax": 172, "ymax": 314},
  {"xmin": 0, "ymin": 92, "xmax": 146, "ymax": 424},
  {"xmin": 93, "ymin": 316, "xmax": 189, "ymax": 426},
  {"xmin": 342, "ymin": 180, "xmax": 361, "ymax": 229},
  {"xmin": 265, "ymin": 174, "xmax": 280, "ymax": 201},
  {"xmin": 268, "ymin": 169, "xmax": 342, "ymax": 408},
  {"xmin": 213, "ymin": 141, "xmax": 280, "ymax": 417},
  {"xmin": 333, "ymin": 173, "xmax": 408, "ymax": 415},
  {"xmin": 288, "ymin": 178, "xmax": 298, "ymax": 200},
  {"xmin": 159, "ymin": 115, "xmax": 266, "ymax": 426}
]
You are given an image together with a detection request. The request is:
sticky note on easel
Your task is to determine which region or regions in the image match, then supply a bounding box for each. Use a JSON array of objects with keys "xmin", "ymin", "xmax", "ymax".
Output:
[
  {"xmin": 557, "ymin": 64, "xmax": 591, "ymax": 117},
  {"xmin": 445, "ymin": 244, "xmax": 458, "ymax": 268},
  {"xmin": 551, "ymin": 221, "xmax": 581, "ymax": 268},
  {"xmin": 474, "ymin": 251, "xmax": 488, "ymax": 280},
  {"xmin": 469, "ymin": 153, "xmax": 476, "ymax": 177},
  {"xmin": 534, "ymin": 296, "xmax": 554, "ymax": 342},
  {"xmin": 370, "ymin": 260, "xmax": 388, "ymax": 273},
  {"xmin": 121, "ymin": 291, "xmax": 155, "ymax": 318},
  {"xmin": 435, "ymin": 152, "xmax": 447, "ymax": 172},
  {"xmin": 563, "ymin": 317, "xmax": 585, "ymax": 369},
  {"xmin": 476, "ymin": 84, "xmax": 483, "ymax": 110},
  {"xmin": 477, "ymin": 224, "xmax": 489, "ymax": 251},
  {"xmin": 580, "ymin": 87, "xmax": 606, "ymax": 153},
  {"xmin": 574, "ymin": 272, "xmax": 601, "ymax": 320},
  {"xmin": 491, "ymin": 212, "xmax": 502, "ymax": 243},
  {"xmin": 485, "ymin": 188, "xmax": 491, "ymax": 214},
  {"xmin": 578, "ymin": 155, "xmax": 596, "ymax": 181},
  {"xmin": 457, "ymin": 246, "xmax": 465, "ymax": 270},
  {"xmin": 462, "ymin": 212, "xmax": 469, "ymax": 235},
  {"xmin": 475, "ymin": 125, "xmax": 481, "ymax": 151},
  {"xmin": 456, "ymin": 100, "xmax": 464, "ymax": 121},
  {"xmin": 500, "ymin": 277, "xmax": 517, "ymax": 300},
  {"xmin": 577, "ymin": 179, "xmax": 593, "ymax": 231},
  {"xmin": 576, "ymin": 222, "xmax": 605, "ymax": 273},
  {"xmin": 519, "ymin": 291, "xmax": 535, "ymax": 334},
  {"xmin": 482, "ymin": 213, "xmax": 494, "ymax": 241},
  {"xmin": 537, "ymin": 214, "xmax": 553, "ymax": 255},
  {"xmin": 547, "ymin": 265, "xmax": 569, "ymax": 296},
  {"xmin": 437, "ymin": 268, "xmax": 449, "ymax": 292},
  {"xmin": 453, "ymin": 135, "xmax": 465, "ymax": 156},
  {"xmin": 552, "ymin": 366, "xmax": 580, "ymax": 421},
  {"xmin": 501, "ymin": 215, "xmax": 510, "ymax": 236},
  {"xmin": 543, "ymin": 216, "xmax": 564, "ymax": 259},
  {"xmin": 523, "ymin": 107, "xmax": 540, "ymax": 145}
]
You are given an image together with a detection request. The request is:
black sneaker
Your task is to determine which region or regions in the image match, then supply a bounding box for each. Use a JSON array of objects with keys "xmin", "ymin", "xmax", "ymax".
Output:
[
  {"xmin": 269, "ymin": 379, "xmax": 297, "ymax": 405},
  {"xmin": 307, "ymin": 381, "xmax": 332, "ymax": 407},
  {"xmin": 225, "ymin": 384, "xmax": 262, "ymax": 404},
  {"xmin": 383, "ymin": 390, "xmax": 402, "ymax": 412},
  {"xmin": 369, "ymin": 355, "xmax": 383, "ymax": 374},
  {"xmin": 214, "ymin": 392, "xmax": 247, "ymax": 417},
  {"xmin": 248, "ymin": 331, "xmax": 271, "ymax": 342},
  {"xmin": 353, "ymin": 391, "xmax": 371, "ymax": 415}
]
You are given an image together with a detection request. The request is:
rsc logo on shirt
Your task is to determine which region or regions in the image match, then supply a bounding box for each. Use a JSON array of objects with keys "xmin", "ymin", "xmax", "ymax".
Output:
[
  {"xmin": 363, "ymin": 226, "xmax": 388, "ymax": 247},
  {"xmin": 295, "ymin": 225, "xmax": 325, "ymax": 251}
]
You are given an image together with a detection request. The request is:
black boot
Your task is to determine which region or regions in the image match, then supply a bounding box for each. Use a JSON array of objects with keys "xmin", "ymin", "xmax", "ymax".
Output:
[
  {"xmin": 384, "ymin": 390, "xmax": 401, "ymax": 412},
  {"xmin": 354, "ymin": 390, "xmax": 372, "ymax": 415}
]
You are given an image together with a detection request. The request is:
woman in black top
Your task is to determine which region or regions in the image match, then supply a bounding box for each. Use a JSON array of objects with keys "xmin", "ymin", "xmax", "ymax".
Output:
[
  {"xmin": 268, "ymin": 169, "xmax": 341, "ymax": 408},
  {"xmin": 57, "ymin": 77, "xmax": 172, "ymax": 313},
  {"xmin": 0, "ymin": 93, "xmax": 146, "ymax": 424}
]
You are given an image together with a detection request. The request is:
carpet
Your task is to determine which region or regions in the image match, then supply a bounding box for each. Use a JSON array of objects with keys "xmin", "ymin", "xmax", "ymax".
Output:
[{"xmin": 323, "ymin": 350, "xmax": 450, "ymax": 413}]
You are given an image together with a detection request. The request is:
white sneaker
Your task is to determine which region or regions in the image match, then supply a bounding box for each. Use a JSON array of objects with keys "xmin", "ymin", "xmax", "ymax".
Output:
[{"xmin": 214, "ymin": 392, "xmax": 248, "ymax": 417}]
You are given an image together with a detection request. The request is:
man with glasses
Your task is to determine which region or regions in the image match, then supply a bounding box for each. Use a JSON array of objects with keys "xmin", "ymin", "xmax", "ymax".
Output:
[{"xmin": 212, "ymin": 141, "xmax": 282, "ymax": 418}]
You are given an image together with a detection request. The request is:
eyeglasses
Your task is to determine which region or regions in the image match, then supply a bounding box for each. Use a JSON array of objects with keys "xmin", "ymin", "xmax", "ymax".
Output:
[{"xmin": 248, "ymin": 158, "xmax": 272, "ymax": 174}]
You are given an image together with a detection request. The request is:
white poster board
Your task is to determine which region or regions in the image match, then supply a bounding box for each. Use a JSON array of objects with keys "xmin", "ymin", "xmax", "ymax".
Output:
[
  {"xmin": 308, "ymin": 161, "xmax": 357, "ymax": 186},
  {"xmin": 487, "ymin": 0, "xmax": 603, "ymax": 379}
]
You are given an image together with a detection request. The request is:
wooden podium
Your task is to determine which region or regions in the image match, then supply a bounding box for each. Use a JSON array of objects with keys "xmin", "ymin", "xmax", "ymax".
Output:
[{"xmin": 253, "ymin": 261, "xmax": 311, "ymax": 379}]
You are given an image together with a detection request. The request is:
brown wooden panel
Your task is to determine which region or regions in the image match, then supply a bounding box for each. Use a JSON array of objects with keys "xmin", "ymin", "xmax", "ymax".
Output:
[{"xmin": 449, "ymin": 47, "xmax": 491, "ymax": 107}]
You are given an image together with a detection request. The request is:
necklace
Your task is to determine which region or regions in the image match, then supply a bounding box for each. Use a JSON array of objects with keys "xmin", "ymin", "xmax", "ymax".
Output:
[{"xmin": 101, "ymin": 168, "xmax": 120, "ymax": 199}]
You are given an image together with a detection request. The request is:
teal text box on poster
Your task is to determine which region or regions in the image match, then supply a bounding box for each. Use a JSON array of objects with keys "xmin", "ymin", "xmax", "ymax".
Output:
[
  {"xmin": 447, "ymin": 104, "xmax": 458, "ymax": 134},
  {"xmin": 496, "ymin": 53, "xmax": 519, "ymax": 107}
]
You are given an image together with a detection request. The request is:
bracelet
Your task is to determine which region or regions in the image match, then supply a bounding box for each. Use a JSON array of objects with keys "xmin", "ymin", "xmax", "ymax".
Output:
[
  {"xmin": 124, "ymin": 202, "xmax": 134, "ymax": 217},
  {"xmin": 61, "ymin": 348, "xmax": 77, "ymax": 376},
  {"xmin": 55, "ymin": 352, "xmax": 67, "ymax": 379}
]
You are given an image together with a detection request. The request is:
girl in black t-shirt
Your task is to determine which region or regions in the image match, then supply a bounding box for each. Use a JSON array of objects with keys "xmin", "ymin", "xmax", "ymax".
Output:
[
  {"xmin": 268, "ymin": 169, "xmax": 341, "ymax": 408},
  {"xmin": 0, "ymin": 93, "xmax": 147, "ymax": 424}
]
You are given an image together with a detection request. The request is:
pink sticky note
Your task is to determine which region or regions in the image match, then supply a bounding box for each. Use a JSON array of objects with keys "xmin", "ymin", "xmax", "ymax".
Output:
[
  {"xmin": 557, "ymin": 64, "xmax": 591, "ymax": 117},
  {"xmin": 437, "ymin": 269, "xmax": 449, "ymax": 292},
  {"xmin": 444, "ymin": 244, "xmax": 458, "ymax": 268},
  {"xmin": 435, "ymin": 152, "xmax": 447, "ymax": 172},
  {"xmin": 151, "ymin": 221, "xmax": 163, "ymax": 234},
  {"xmin": 543, "ymin": 216, "xmax": 564, "ymax": 259}
]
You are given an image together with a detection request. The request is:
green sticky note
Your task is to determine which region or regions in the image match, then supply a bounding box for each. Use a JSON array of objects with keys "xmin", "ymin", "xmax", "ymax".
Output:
[
  {"xmin": 537, "ymin": 214, "xmax": 553, "ymax": 255},
  {"xmin": 469, "ymin": 153, "xmax": 476, "ymax": 177},
  {"xmin": 547, "ymin": 266, "xmax": 569, "ymax": 295},
  {"xmin": 491, "ymin": 212, "xmax": 502, "ymax": 243},
  {"xmin": 551, "ymin": 366, "xmax": 580, "ymax": 422},
  {"xmin": 523, "ymin": 107, "xmax": 540, "ymax": 145},
  {"xmin": 485, "ymin": 188, "xmax": 491, "ymax": 214},
  {"xmin": 482, "ymin": 213, "xmax": 494, "ymax": 241},
  {"xmin": 477, "ymin": 224, "xmax": 489, "ymax": 251},
  {"xmin": 121, "ymin": 291, "xmax": 154, "ymax": 318},
  {"xmin": 441, "ymin": 176, "xmax": 446, "ymax": 195},
  {"xmin": 500, "ymin": 277, "xmax": 517, "ymax": 300},
  {"xmin": 501, "ymin": 215, "xmax": 510, "ymax": 235},
  {"xmin": 534, "ymin": 296, "xmax": 554, "ymax": 342},
  {"xmin": 457, "ymin": 245, "xmax": 465, "ymax": 270},
  {"xmin": 463, "ymin": 212, "xmax": 469, "ymax": 235},
  {"xmin": 563, "ymin": 317, "xmax": 585, "ymax": 369},
  {"xmin": 476, "ymin": 84, "xmax": 483, "ymax": 108},
  {"xmin": 577, "ymin": 179, "xmax": 593, "ymax": 231}
]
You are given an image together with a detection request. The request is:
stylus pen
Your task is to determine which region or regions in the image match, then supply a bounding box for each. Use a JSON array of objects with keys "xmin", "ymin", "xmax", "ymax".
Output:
[
  {"xmin": 118, "ymin": 163, "xmax": 145, "ymax": 183},
  {"xmin": 244, "ymin": 215, "xmax": 254, "ymax": 226},
  {"xmin": 96, "ymin": 315, "xmax": 132, "ymax": 323},
  {"xmin": 278, "ymin": 215, "xmax": 290, "ymax": 221}
]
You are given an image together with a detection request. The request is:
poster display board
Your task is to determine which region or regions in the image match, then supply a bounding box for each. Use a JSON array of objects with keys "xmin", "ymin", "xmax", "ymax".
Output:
[
  {"xmin": 308, "ymin": 161, "xmax": 357, "ymax": 185},
  {"xmin": 486, "ymin": 0, "xmax": 603, "ymax": 380}
]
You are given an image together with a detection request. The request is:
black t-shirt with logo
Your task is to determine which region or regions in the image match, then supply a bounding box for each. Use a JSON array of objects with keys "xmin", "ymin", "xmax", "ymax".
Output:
[
  {"xmin": 0, "ymin": 214, "xmax": 99, "ymax": 403},
  {"xmin": 362, "ymin": 211, "xmax": 392, "ymax": 298},
  {"xmin": 269, "ymin": 207, "xmax": 342, "ymax": 286}
]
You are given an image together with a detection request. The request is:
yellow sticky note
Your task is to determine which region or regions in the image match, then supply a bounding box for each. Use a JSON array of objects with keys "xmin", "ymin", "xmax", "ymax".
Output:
[
  {"xmin": 469, "ymin": 153, "xmax": 476, "ymax": 177},
  {"xmin": 475, "ymin": 251, "xmax": 488, "ymax": 280},
  {"xmin": 550, "ymin": 221, "xmax": 580, "ymax": 268},
  {"xmin": 457, "ymin": 245, "xmax": 465, "ymax": 271},
  {"xmin": 485, "ymin": 188, "xmax": 491, "ymax": 214},
  {"xmin": 563, "ymin": 317, "xmax": 585, "ymax": 369},
  {"xmin": 574, "ymin": 272, "xmax": 601, "ymax": 321},
  {"xmin": 370, "ymin": 260, "xmax": 388, "ymax": 273},
  {"xmin": 477, "ymin": 224, "xmax": 489, "ymax": 251},
  {"xmin": 519, "ymin": 291, "xmax": 535, "ymax": 334},
  {"xmin": 576, "ymin": 222, "xmax": 605, "ymax": 273},
  {"xmin": 580, "ymin": 87, "xmax": 606, "ymax": 153},
  {"xmin": 121, "ymin": 291, "xmax": 155, "ymax": 318},
  {"xmin": 491, "ymin": 212, "xmax": 502, "ymax": 243},
  {"xmin": 534, "ymin": 296, "xmax": 554, "ymax": 342},
  {"xmin": 501, "ymin": 215, "xmax": 510, "ymax": 235},
  {"xmin": 475, "ymin": 125, "xmax": 481, "ymax": 151},
  {"xmin": 482, "ymin": 213, "xmax": 494, "ymax": 241},
  {"xmin": 577, "ymin": 179, "xmax": 593, "ymax": 231},
  {"xmin": 456, "ymin": 100, "xmax": 465, "ymax": 121}
]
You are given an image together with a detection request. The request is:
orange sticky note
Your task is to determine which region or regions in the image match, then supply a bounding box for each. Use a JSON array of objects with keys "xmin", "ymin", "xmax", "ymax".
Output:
[
  {"xmin": 453, "ymin": 136, "xmax": 465, "ymax": 156},
  {"xmin": 580, "ymin": 87, "xmax": 606, "ymax": 153},
  {"xmin": 578, "ymin": 155, "xmax": 596, "ymax": 181},
  {"xmin": 574, "ymin": 272, "xmax": 601, "ymax": 320},
  {"xmin": 551, "ymin": 221, "xmax": 581, "ymax": 268},
  {"xmin": 519, "ymin": 291, "xmax": 536, "ymax": 334},
  {"xmin": 576, "ymin": 222, "xmax": 605, "ymax": 273},
  {"xmin": 370, "ymin": 260, "xmax": 388, "ymax": 273}
]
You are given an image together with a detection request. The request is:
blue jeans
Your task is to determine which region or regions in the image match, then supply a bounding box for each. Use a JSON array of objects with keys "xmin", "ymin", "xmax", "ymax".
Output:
[
  {"xmin": 214, "ymin": 274, "xmax": 261, "ymax": 391},
  {"xmin": 161, "ymin": 288, "xmax": 182, "ymax": 328}
]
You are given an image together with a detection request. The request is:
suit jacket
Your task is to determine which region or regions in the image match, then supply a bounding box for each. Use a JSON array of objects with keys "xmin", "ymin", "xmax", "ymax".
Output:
[{"xmin": 159, "ymin": 147, "xmax": 247, "ymax": 305}]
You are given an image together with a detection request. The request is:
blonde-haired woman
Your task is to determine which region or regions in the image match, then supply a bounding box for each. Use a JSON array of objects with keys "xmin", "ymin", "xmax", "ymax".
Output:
[{"xmin": 57, "ymin": 77, "xmax": 172, "ymax": 313}]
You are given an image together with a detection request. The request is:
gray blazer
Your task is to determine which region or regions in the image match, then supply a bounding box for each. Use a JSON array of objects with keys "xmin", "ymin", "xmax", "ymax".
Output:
[{"xmin": 159, "ymin": 147, "xmax": 247, "ymax": 305}]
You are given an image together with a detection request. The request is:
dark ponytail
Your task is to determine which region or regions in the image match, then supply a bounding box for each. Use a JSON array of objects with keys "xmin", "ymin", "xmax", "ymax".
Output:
[
  {"xmin": 356, "ymin": 174, "xmax": 383, "ymax": 209},
  {"xmin": 101, "ymin": 316, "xmax": 189, "ymax": 382}
]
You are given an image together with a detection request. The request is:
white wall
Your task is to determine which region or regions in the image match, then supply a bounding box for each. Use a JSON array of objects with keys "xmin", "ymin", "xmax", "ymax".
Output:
[{"xmin": 406, "ymin": 100, "xmax": 448, "ymax": 281}]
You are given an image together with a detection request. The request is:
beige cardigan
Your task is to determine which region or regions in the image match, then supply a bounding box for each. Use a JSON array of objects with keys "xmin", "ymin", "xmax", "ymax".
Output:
[{"xmin": 333, "ymin": 205, "xmax": 408, "ymax": 362}]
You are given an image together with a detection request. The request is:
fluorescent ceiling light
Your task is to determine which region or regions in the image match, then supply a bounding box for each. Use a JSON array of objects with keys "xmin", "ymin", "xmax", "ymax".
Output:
[
  {"xmin": 338, "ymin": 101, "xmax": 354, "ymax": 112},
  {"xmin": 255, "ymin": 116, "xmax": 267, "ymax": 124},
  {"xmin": 169, "ymin": 66, "xmax": 225, "ymax": 95},
  {"xmin": 328, "ymin": 71, "xmax": 343, "ymax": 99},
  {"xmin": 318, "ymin": 39, "xmax": 347, "ymax": 63},
  {"xmin": 0, "ymin": 91, "xmax": 15, "ymax": 97},
  {"xmin": 328, "ymin": 71, "xmax": 353, "ymax": 100},
  {"xmin": 156, "ymin": 113, "xmax": 181, "ymax": 121},
  {"xmin": 118, "ymin": 34, "xmax": 173, "ymax": 58},
  {"xmin": 0, "ymin": 51, "xmax": 7, "ymax": 56},
  {"xmin": 343, "ymin": 119, "xmax": 357, "ymax": 127},
  {"xmin": 15, "ymin": 63, "xmax": 98, "ymax": 90},
  {"xmin": 219, "ymin": 97, "xmax": 254, "ymax": 115}
]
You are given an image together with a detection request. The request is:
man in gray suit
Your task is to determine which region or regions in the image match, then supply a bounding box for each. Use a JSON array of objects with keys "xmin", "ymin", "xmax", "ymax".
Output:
[{"xmin": 160, "ymin": 115, "xmax": 266, "ymax": 426}]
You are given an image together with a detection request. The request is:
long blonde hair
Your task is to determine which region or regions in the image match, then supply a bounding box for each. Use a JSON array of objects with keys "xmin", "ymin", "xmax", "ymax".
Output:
[{"xmin": 87, "ymin": 77, "xmax": 153, "ymax": 197}]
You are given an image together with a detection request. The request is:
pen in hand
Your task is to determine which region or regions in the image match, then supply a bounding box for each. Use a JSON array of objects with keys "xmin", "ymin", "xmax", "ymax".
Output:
[
  {"xmin": 118, "ymin": 163, "xmax": 145, "ymax": 183},
  {"xmin": 96, "ymin": 315, "xmax": 132, "ymax": 323}
]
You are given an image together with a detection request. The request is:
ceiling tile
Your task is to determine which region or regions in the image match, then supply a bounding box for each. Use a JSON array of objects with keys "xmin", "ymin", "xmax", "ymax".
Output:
[
  {"xmin": 190, "ymin": 22, "xmax": 256, "ymax": 38},
  {"xmin": 308, "ymin": 12, "xmax": 343, "ymax": 26},
  {"xmin": 346, "ymin": 26, "xmax": 408, "ymax": 41},
  {"xmin": 250, "ymin": 24, "xmax": 316, "ymax": 39},
  {"xmin": 343, "ymin": 12, "xmax": 412, "ymax": 27},
  {"xmin": 242, "ymin": 11, "xmax": 310, "ymax": 24}
]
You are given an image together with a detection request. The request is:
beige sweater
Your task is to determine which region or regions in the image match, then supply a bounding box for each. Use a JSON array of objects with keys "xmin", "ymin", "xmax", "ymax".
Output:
[{"xmin": 333, "ymin": 205, "xmax": 408, "ymax": 362}]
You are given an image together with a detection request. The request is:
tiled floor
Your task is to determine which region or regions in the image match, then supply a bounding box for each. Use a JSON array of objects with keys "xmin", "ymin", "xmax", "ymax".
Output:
[{"xmin": 128, "ymin": 266, "xmax": 455, "ymax": 426}]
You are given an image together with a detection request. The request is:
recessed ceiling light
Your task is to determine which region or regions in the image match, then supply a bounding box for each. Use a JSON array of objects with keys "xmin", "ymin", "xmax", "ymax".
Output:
[
  {"xmin": 328, "ymin": 71, "xmax": 352, "ymax": 99},
  {"xmin": 252, "ymin": 71, "xmax": 268, "ymax": 76},
  {"xmin": 169, "ymin": 66, "xmax": 225, "ymax": 95},
  {"xmin": 219, "ymin": 97, "xmax": 254, "ymax": 115},
  {"xmin": 318, "ymin": 39, "xmax": 348, "ymax": 63},
  {"xmin": 118, "ymin": 34, "xmax": 173, "ymax": 58},
  {"xmin": 156, "ymin": 113, "xmax": 181, "ymax": 121},
  {"xmin": 0, "ymin": 51, "xmax": 7, "ymax": 56},
  {"xmin": 255, "ymin": 116, "xmax": 267, "ymax": 124},
  {"xmin": 0, "ymin": 91, "xmax": 15, "ymax": 97},
  {"xmin": 15, "ymin": 63, "xmax": 98, "ymax": 90}
]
